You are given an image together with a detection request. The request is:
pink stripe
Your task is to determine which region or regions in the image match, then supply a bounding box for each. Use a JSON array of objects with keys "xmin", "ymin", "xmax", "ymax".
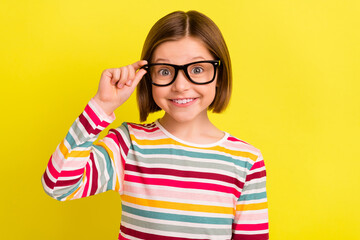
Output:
[
  {"xmin": 124, "ymin": 184, "xmax": 235, "ymax": 206},
  {"xmin": 235, "ymin": 212, "xmax": 269, "ymax": 222},
  {"xmin": 233, "ymin": 222, "xmax": 268, "ymax": 231},
  {"xmin": 47, "ymin": 157, "xmax": 60, "ymax": 179},
  {"xmin": 59, "ymin": 158, "xmax": 88, "ymax": 169},
  {"xmin": 223, "ymin": 141, "xmax": 258, "ymax": 153},
  {"xmin": 124, "ymin": 175, "xmax": 238, "ymax": 196},
  {"xmin": 131, "ymin": 129, "xmax": 164, "ymax": 139}
]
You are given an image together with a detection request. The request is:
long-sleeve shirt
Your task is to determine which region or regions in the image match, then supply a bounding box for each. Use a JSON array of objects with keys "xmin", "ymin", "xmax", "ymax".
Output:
[{"xmin": 41, "ymin": 99, "xmax": 269, "ymax": 240}]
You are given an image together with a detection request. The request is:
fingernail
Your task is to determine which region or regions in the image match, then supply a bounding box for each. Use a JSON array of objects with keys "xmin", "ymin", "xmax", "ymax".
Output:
[
  {"xmin": 118, "ymin": 83, "xmax": 124, "ymax": 88},
  {"xmin": 126, "ymin": 80, "xmax": 132, "ymax": 85}
]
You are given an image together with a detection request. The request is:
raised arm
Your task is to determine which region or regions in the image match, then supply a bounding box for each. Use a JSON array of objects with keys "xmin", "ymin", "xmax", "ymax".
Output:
[{"xmin": 41, "ymin": 61, "xmax": 147, "ymax": 201}]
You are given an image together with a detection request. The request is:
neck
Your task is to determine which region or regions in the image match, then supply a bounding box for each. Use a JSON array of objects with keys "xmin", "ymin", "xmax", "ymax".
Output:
[{"xmin": 158, "ymin": 112, "xmax": 224, "ymax": 144}]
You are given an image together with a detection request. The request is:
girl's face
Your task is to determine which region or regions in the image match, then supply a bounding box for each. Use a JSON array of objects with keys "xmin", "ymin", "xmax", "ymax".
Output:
[{"xmin": 151, "ymin": 36, "xmax": 218, "ymax": 124}]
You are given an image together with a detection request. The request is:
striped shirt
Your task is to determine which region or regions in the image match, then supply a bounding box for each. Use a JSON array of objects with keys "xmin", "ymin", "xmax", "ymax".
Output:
[{"xmin": 41, "ymin": 99, "xmax": 269, "ymax": 240}]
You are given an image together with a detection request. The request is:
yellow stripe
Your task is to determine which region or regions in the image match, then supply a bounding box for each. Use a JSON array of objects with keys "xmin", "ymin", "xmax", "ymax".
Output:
[
  {"xmin": 237, "ymin": 202, "xmax": 268, "ymax": 211},
  {"xmin": 68, "ymin": 150, "xmax": 90, "ymax": 158},
  {"xmin": 59, "ymin": 139, "xmax": 69, "ymax": 158},
  {"xmin": 131, "ymin": 135, "xmax": 258, "ymax": 161},
  {"xmin": 122, "ymin": 195, "xmax": 234, "ymax": 215},
  {"xmin": 59, "ymin": 140, "xmax": 90, "ymax": 159},
  {"xmin": 94, "ymin": 142, "xmax": 120, "ymax": 192},
  {"xmin": 65, "ymin": 185, "xmax": 80, "ymax": 200}
]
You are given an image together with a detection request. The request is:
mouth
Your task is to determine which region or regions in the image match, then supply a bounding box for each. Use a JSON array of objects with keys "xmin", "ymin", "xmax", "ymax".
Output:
[{"xmin": 170, "ymin": 98, "xmax": 197, "ymax": 105}]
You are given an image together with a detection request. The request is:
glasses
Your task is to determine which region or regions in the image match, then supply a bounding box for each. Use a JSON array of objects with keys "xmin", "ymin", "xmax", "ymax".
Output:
[{"xmin": 141, "ymin": 60, "xmax": 220, "ymax": 86}]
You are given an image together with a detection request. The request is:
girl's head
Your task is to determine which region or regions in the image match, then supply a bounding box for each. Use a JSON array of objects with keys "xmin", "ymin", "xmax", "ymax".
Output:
[{"xmin": 137, "ymin": 10, "xmax": 232, "ymax": 122}]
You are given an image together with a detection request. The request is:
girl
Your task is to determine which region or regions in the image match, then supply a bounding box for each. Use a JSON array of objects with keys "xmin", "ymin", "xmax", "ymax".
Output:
[{"xmin": 42, "ymin": 10, "xmax": 269, "ymax": 240}]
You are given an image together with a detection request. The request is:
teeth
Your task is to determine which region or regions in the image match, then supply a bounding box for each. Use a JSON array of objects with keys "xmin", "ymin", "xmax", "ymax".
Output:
[{"xmin": 173, "ymin": 98, "xmax": 194, "ymax": 104}]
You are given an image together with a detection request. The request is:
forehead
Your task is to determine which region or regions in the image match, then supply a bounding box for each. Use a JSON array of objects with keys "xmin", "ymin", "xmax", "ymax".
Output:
[{"xmin": 152, "ymin": 37, "xmax": 213, "ymax": 64}]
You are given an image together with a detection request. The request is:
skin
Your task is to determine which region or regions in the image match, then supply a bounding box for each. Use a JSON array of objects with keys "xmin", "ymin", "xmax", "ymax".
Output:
[{"xmin": 93, "ymin": 36, "xmax": 224, "ymax": 144}]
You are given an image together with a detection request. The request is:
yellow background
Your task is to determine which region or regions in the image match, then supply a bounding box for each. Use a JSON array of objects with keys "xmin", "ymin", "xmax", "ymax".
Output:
[{"xmin": 1, "ymin": 0, "xmax": 359, "ymax": 239}]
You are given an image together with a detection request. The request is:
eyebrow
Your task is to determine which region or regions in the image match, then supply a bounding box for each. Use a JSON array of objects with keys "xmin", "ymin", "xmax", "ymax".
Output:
[{"xmin": 153, "ymin": 56, "xmax": 206, "ymax": 63}]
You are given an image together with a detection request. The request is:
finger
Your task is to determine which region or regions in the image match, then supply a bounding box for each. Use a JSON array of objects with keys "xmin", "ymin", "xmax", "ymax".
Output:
[
  {"xmin": 128, "ymin": 65, "xmax": 135, "ymax": 80},
  {"xmin": 126, "ymin": 65, "xmax": 135, "ymax": 86},
  {"xmin": 118, "ymin": 67, "xmax": 128, "ymax": 88},
  {"xmin": 111, "ymin": 68, "xmax": 121, "ymax": 85},
  {"xmin": 131, "ymin": 60, "xmax": 148, "ymax": 71}
]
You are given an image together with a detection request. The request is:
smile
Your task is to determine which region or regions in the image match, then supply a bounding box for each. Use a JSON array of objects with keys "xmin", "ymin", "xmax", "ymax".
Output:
[{"xmin": 171, "ymin": 98, "xmax": 196, "ymax": 104}]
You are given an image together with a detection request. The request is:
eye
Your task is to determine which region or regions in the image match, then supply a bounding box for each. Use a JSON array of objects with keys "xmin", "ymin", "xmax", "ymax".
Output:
[
  {"xmin": 191, "ymin": 66, "xmax": 204, "ymax": 74},
  {"xmin": 158, "ymin": 68, "xmax": 171, "ymax": 76}
]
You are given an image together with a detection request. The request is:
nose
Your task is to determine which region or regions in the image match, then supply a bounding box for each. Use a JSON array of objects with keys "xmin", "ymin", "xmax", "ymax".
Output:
[{"xmin": 171, "ymin": 69, "xmax": 191, "ymax": 92}]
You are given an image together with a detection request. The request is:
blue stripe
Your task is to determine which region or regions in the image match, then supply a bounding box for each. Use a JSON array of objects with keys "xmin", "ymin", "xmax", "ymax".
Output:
[
  {"xmin": 93, "ymin": 144, "xmax": 114, "ymax": 191},
  {"xmin": 238, "ymin": 191, "xmax": 267, "ymax": 201},
  {"xmin": 65, "ymin": 132, "xmax": 93, "ymax": 149},
  {"xmin": 65, "ymin": 132, "xmax": 76, "ymax": 148},
  {"xmin": 122, "ymin": 204, "xmax": 232, "ymax": 225}
]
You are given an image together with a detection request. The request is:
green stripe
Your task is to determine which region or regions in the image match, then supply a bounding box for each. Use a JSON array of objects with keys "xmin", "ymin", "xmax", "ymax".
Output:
[
  {"xmin": 57, "ymin": 179, "xmax": 82, "ymax": 200},
  {"xmin": 121, "ymin": 214, "xmax": 231, "ymax": 236},
  {"xmin": 122, "ymin": 204, "xmax": 232, "ymax": 225}
]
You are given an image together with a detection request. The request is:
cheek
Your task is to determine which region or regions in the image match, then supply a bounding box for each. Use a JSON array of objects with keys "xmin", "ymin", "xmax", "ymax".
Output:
[{"xmin": 152, "ymin": 87, "xmax": 165, "ymax": 108}]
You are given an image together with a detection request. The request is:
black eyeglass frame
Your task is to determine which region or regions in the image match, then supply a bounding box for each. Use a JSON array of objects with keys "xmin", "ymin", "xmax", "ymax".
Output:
[{"xmin": 141, "ymin": 60, "xmax": 221, "ymax": 87}]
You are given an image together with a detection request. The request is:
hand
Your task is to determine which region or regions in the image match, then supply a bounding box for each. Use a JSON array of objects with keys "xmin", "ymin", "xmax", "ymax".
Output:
[{"xmin": 93, "ymin": 60, "xmax": 148, "ymax": 115}]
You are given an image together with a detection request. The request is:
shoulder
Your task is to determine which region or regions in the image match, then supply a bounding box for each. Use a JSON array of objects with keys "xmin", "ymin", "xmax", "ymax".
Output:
[
  {"xmin": 222, "ymin": 134, "xmax": 263, "ymax": 163},
  {"xmin": 110, "ymin": 121, "xmax": 160, "ymax": 136}
]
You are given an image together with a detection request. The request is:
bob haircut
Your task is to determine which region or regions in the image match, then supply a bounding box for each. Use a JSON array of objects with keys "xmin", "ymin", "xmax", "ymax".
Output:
[{"xmin": 137, "ymin": 10, "xmax": 232, "ymax": 122}]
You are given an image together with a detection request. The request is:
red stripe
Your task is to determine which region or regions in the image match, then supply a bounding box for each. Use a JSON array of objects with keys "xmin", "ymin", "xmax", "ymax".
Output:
[
  {"xmin": 233, "ymin": 222, "xmax": 268, "ymax": 231},
  {"xmin": 126, "ymin": 163, "xmax": 244, "ymax": 190},
  {"xmin": 112, "ymin": 130, "xmax": 130, "ymax": 155},
  {"xmin": 60, "ymin": 168, "xmax": 84, "ymax": 177},
  {"xmin": 233, "ymin": 233, "xmax": 269, "ymax": 240},
  {"xmin": 79, "ymin": 113, "xmax": 102, "ymax": 136},
  {"xmin": 82, "ymin": 162, "xmax": 91, "ymax": 197},
  {"xmin": 128, "ymin": 123, "xmax": 159, "ymax": 133},
  {"xmin": 90, "ymin": 152, "xmax": 98, "ymax": 196},
  {"xmin": 252, "ymin": 159, "xmax": 265, "ymax": 169},
  {"xmin": 246, "ymin": 170, "xmax": 266, "ymax": 182},
  {"xmin": 84, "ymin": 104, "xmax": 109, "ymax": 128},
  {"xmin": 110, "ymin": 129, "xmax": 129, "ymax": 167},
  {"xmin": 246, "ymin": 160, "xmax": 266, "ymax": 182},
  {"xmin": 43, "ymin": 171, "xmax": 55, "ymax": 189},
  {"xmin": 120, "ymin": 225, "xmax": 208, "ymax": 240},
  {"xmin": 47, "ymin": 157, "xmax": 59, "ymax": 179},
  {"xmin": 55, "ymin": 176, "xmax": 82, "ymax": 187},
  {"xmin": 228, "ymin": 136, "xmax": 250, "ymax": 145},
  {"xmin": 124, "ymin": 174, "xmax": 239, "ymax": 197}
]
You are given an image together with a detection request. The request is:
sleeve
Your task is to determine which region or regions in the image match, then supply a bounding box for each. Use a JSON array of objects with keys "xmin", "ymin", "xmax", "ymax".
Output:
[
  {"xmin": 232, "ymin": 154, "xmax": 269, "ymax": 240},
  {"xmin": 41, "ymin": 98, "xmax": 131, "ymax": 201}
]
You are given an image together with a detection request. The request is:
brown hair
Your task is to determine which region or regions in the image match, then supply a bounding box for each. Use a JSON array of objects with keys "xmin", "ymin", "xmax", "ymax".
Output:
[{"xmin": 137, "ymin": 10, "xmax": 232, "ymax": 122}]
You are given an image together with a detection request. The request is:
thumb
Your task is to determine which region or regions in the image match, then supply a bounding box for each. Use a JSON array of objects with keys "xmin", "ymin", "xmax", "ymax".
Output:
[{"xmin": 131, "ymin": 60, "xmax": 148, "ymax": 70}]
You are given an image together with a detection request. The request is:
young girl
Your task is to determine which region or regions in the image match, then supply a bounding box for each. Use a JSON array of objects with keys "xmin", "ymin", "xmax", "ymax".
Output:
[{"xmin": 42, "ymin": 10, "xmax": 269, "ymax": 240}]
